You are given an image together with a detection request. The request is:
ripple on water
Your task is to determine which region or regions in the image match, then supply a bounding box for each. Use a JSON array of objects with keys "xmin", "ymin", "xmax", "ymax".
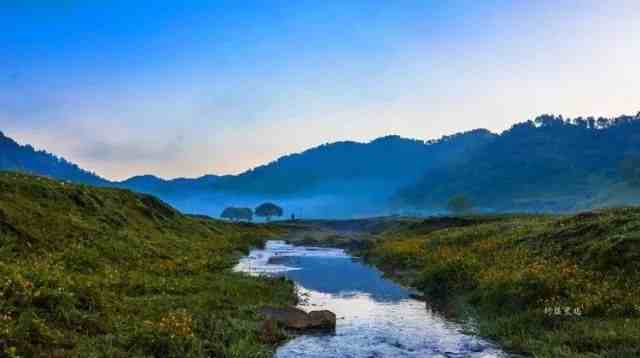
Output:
[{"xmin": 234, "ymin": 241, "xmax": 506, "ymax": 358}]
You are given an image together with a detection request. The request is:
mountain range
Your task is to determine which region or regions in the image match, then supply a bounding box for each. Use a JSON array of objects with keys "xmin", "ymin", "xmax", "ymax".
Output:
[{"xmin": 2, "ymin": 111, "xmax": 640, "ymax": 218}]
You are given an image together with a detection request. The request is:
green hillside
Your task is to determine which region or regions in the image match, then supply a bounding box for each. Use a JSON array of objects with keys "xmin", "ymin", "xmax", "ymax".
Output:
[
  {"xmin": 0, "ymin": 172, "xmax": 295, "ymax": 357},
  {"xmin": 365, "ymin": 210, "xmax": 640, "ymax": 357},
  {"xmin": 396, "ymin": 113, "xmax": 640, "ymax": 212}
]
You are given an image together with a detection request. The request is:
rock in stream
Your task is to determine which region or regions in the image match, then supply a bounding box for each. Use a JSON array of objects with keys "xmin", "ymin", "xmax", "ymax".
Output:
[{"xmin": 259, "ymin": 306, "xmax": 336, "ymax": 332}]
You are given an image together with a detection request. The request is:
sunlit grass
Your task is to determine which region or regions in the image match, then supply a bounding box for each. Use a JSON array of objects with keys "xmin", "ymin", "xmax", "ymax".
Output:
[
  {"xmin": 0, "ymin": 172, "xmax": 296, "ymax": 357},
  {"xmin": 366, "ymin": 211, "xmax": 640, "ymax": 357}
]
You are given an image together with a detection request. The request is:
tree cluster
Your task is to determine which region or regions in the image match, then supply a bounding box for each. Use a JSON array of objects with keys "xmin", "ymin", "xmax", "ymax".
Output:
[
  {"xmin": 220, "ymin": 202, "xmax": 284, "ymax": 222},
  {"xmin": 220, "ymin": 207, "xmax": 253, "ymax": 222}
]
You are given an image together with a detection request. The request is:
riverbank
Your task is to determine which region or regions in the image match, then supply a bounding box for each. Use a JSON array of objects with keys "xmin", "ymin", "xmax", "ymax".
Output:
[
  {"xmin": 362, "ymin": 211, "xmax": 640, "ymax": 357},
  {"xmin": 237, "ymin": 240, "xmax": 506, "ymax": 357},
  {"xmin": 278, "ymin": 211, "xmax": 640, "ymax": 357},
  {"xmin": 0, "ymin": 173, "xmax": 297, "ymax": 357}
]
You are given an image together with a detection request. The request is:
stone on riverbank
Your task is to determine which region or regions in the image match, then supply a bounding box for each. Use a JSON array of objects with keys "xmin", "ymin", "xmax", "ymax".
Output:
[
  {"xmin": 259, "ymin": 306, "xmax": 336, "ymax": 332},
  {"xmin": 307, "ymin": 310, "xmax": 337, "ymax": 330}
]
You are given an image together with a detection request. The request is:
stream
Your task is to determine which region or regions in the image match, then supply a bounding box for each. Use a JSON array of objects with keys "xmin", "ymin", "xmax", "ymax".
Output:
[{"xmin": 235, "ymin": 240, "xmax": 506, "ymax": 358}]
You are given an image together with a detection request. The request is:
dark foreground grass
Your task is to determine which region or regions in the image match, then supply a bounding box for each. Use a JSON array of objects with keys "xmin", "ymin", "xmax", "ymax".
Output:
[
  {"xmin": 0, "ymin": 172, "xmax": 295, "ymax": 357},
  {"xmin": 365, "ymin": 211, "xmax": 640, "ymax": 357}
]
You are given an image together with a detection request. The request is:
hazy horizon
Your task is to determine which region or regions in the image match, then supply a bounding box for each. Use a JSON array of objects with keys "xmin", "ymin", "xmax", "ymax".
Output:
[{"xmin": 2, "ymin": 1, "xmax": 640, "ymax": 180}]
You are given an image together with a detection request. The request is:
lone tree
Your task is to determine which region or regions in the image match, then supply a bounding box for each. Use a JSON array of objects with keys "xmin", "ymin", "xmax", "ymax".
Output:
[
  {"xmin": 447, "ymin": 195, "xmax": 473, "ymax": 215},
  {"xmin": 255, "ymin": 202, "xmax": 283, "ymax": 221},
  {"xmin": 220, "ymin": 207, "xmax": 253, "ymax": 222}
]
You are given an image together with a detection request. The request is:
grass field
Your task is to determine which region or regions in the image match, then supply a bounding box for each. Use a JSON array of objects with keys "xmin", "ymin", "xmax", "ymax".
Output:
[
  {"xmin": 0, "ymin": 172, "xmax": 296, "ymax": 357},
  {"xmin": 4, "ymin": 171, "xmax": 639, "ymax": 357},
  {"xmin": 363, "ymin": 211, "xmax": 640, "ymax": 357}
]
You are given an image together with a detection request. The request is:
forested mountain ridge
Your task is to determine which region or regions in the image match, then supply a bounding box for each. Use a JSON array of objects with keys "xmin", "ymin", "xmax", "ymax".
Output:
[
  {"xmin": 0, "ymin": 129, "xmax": 496, "ymax": 199},
  {"xmin": 0, "ymin": 131, "xmax": 222, "ymax": 197},
  {"xmin": 0, "ymin": 131, "xmax": 107, "ymax": 186},
  {"xmin": 211, "ymin": 130, "xmax": 497, "ymax": 195},
  {"xmin": 117, "ymin": 174, "xmax": 222, "ymax": 196},
  {"xmin": 395, "ymin": 112, "xmax": 640, "ymax": 212}
]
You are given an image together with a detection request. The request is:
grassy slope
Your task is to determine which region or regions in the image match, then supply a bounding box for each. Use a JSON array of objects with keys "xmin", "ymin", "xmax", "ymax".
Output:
[
  {"xmin": 365, "ymin": 211, "xmax": 640, "ymax": 357},
  {"xmin": 0, "ymin": 172, "xmax": 295, "ymax": 357}
]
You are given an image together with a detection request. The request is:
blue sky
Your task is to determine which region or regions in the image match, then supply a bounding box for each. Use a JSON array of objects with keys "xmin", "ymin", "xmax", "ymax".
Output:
[{"xmin": 2, "ymin": 1, "xmax": 639, "ymax": 180}]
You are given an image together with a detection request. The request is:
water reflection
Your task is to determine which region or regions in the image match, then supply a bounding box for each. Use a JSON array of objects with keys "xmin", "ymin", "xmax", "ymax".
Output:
[
  {"xmin": 235, "ymin": 241, "xmax": 506, "ymax": 358},
  {"xmin": 278, "ymin": 256, "xmax": 408, "ymax": 301}
]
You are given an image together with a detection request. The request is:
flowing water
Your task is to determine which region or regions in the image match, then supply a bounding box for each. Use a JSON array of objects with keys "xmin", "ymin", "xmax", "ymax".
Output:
[{"xmin": 235, "ymin": 240, "xmax": 506, "ymax": 358}]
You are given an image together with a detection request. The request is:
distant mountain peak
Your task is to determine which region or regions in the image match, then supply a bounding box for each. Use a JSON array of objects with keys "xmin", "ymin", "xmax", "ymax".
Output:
[
  {"xmin": 368, "ymin": 135, "xmax": 425, "ymax": 146},
  {"xmin": 122, "ymin": 174, "xmax": 165, "ymax": 183}
]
